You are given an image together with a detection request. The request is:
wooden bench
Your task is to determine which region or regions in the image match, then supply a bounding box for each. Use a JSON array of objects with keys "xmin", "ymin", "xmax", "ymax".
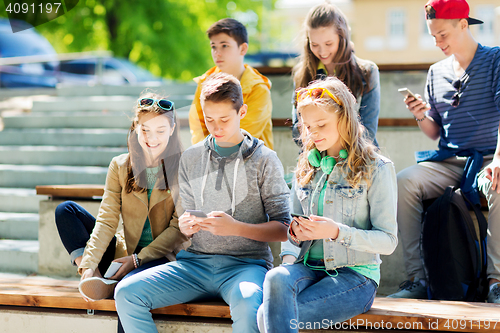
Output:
[
  {"xmin": 0, "ymin": 276, "xmax": 499, "ymax": 332},
  {"xmin": 36, "ymin": 184, "xmax": 105, "ymax": 199}
]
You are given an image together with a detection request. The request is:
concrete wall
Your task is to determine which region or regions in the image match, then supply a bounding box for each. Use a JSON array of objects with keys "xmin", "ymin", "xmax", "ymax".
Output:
[
  {"xmin": 38, "ymin": 200, "xmax": 101, "ymax": 277},
  {"xmin": 0, "ymin": 306, "xmax": 233, "ymax": 333},
  {"xmin": 264, "ymin": 70, "xmax": 429, "ymax": 121}
]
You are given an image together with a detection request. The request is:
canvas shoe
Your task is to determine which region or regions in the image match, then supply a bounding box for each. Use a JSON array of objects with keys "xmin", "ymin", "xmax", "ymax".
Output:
[
  {"xmin": 387, "ymin": 279, "xmax": 427, "ymax": 299},
  {"xmin": 78, "ymin": 277, "xmax": 118, "ymax": 301},
  {"xmin": 487, "ymin": 283, "xmax": 500, "ymax": 304}
]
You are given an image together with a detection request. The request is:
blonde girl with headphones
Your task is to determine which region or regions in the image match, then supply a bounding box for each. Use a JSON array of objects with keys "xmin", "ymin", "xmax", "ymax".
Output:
[{"xmin": 258, "ymin": 77, "xmax": 397, "ymax": 332}]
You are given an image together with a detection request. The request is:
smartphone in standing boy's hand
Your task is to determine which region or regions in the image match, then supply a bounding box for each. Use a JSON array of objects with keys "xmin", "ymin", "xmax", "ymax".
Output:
[{"xmin": 398, "ymin": 87, "xmax": 418, "ymax": 100}]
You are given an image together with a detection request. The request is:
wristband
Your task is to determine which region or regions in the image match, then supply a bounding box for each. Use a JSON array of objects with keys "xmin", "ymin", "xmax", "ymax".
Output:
[
  {"xmin": 289, "ymin": 226, "xmax": 300, "ymax": 243},
  {"xmin": 415, "ymin": 115, "xmax": 426, "ymax": 122},
  {"xmin": 132, "ymin": 253, "xmax": 139, "ymax": 269}
]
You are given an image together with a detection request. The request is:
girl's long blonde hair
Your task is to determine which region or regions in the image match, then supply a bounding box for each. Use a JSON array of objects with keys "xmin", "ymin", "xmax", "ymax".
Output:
[
  {"xmin": 296, "ymin": 77, "xmax": 377, "ymax": 188},
  {"xmin": 292, "ymin": 1, "xmax": 370, "ymax": 97}
]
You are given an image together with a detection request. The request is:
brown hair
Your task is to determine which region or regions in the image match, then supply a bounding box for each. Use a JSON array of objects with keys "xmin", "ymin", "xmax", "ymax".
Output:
[
  {"xmin": 425, "ymin": 5, "xmax": 437, "ymax": 19},
  {"xmin": 293, "ymin": 2, "xmax": 370, "ymax": 98},
  {"xmin": 425, "ymin": 5, "xmax": 461, "ymax": 26},
  {"xmin": 200, "ymin": 72, "xmax": 243, "ymax": 111},
  {"xmin": 295, "ymin": 77, "xmax": 378, "ymax": 188},
  {"xmin": 207, "ymin": 18, "xmax": 248, "ymax": 46},
  {"xmin": 125, "ymin": 92, "xmax": 183, "ymax": 193}
]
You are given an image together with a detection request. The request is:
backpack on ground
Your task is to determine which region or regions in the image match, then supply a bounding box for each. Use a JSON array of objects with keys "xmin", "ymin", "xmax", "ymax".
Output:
[{"xmin": 420, "ymin": 186, "xmax": 488, "ymax": 301}]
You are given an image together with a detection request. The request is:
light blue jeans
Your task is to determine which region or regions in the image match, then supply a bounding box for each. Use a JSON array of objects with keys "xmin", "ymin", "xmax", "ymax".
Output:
[
  {"xmin": 115, "ymin": 250, "xmax": 269, "ymax": 333},
  {"xmin": 257, "ymin": 263, "xmax": 377, "ymax": 333}
]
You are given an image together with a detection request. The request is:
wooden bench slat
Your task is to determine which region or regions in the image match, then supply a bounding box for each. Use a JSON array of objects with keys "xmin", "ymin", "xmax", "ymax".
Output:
[
  {"xmin": 0, "ymin": 277, "xmax": 231, "ymax": 317},
  {"xmin": 36, "ymin": 185, "xmax": 104, "ymax": 198}
]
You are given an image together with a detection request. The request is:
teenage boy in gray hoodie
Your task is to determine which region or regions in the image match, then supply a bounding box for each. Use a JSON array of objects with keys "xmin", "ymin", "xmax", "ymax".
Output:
[{"xmin": 115, "ymin": 72, "xmax": 291, "ymax": 333}]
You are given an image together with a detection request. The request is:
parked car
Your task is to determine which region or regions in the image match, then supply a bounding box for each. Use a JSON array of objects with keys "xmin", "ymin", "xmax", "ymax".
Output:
[
  {"xmin": 0, "ymin": 18, "xmax": 59, "ymax": 88},
  {"xmin": 0, "ymin": 18, "xmax": 163, "ymax": 88},
  {"xmin": 58, "ymin": 57, "xmax": 164, "ymax": 86}
]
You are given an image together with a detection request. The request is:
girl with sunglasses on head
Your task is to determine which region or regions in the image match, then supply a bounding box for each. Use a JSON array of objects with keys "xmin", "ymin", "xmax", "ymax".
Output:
[
  {"xmin": 257, "ymin": 77, "xmax": 397, "ymax": 332},
  {"xmin": 291, "ymin": 1, "xmax": 380, "ymax": 147},
  {"xmin": 55, "ymin": 92, "xmax": 189, "ymax": 307}
]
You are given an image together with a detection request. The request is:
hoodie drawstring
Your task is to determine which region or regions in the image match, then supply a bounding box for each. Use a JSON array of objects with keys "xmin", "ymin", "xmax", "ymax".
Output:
[
  {"xmin": 232, "ymin": 158, "xmax": 240, "ymax": 214},
  {"xmin": 200, "ymin": 150, "xmax": 211, "ymax": 208},
  {"xmin": 200, "ymin": 150, "xmax": 240, "ymax": 215}
]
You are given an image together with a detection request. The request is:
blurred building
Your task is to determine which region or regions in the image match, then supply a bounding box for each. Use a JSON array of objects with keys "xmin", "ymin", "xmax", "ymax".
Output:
[
  {"xmin": 351, "ymin": 0, "xmax": 500, "ymax": 64},
  {"xmin": 266, "ymin": 0, "xmax": 500, "ymax": 66},
  {"xmin": 259, "ymin": 0, "xmax": 351, "ymax": 66}
]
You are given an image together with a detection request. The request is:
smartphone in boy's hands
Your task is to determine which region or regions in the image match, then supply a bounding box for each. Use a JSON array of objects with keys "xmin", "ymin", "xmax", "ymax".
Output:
[{"xmin": 186, "ymin": 210, "xmax": 207, "ymax": 218}]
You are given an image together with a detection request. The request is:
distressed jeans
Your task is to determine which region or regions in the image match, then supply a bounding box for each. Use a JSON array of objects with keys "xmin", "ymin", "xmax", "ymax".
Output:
[{"xmin": 257, "ymin": 263, "xmax": 377, "ymax": 333}]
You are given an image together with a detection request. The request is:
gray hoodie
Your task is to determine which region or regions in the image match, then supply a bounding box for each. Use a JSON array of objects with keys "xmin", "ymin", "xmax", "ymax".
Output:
[{"xmin": 178, "ymin": 130, "xmax": 291, "ymax": 267}]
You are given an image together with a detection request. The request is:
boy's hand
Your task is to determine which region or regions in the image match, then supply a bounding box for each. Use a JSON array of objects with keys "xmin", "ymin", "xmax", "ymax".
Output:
[
  {"xmin": 179, "ymin": 212, "xmax": 202, "ymax": 237},
  {"xmin": 198, "ymin": 211, "xmax": 241, "ymax": 236},
  {"xmin": 292, "ymin": 215, "xmax": 339, "ymax": 241},
  {"xmin": 485, "ymin": 156, "xmax": 500, "ymax": 193},
  {"xmin": 404, "ymin": 94, "xmax": 430, "ymax": 120}
]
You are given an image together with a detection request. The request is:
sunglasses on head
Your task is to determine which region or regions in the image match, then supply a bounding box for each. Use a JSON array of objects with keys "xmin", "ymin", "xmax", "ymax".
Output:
[
  {"xmin": 137, "ymin": 98, "xmax": 174, "ymax": 111},
  {"xmin": 296, "ymin": 87, "xmax": 342, "ymax": 106},
  {"xmin": 451, "ymin": 79, "xmax": 462, "ymax": 107}
]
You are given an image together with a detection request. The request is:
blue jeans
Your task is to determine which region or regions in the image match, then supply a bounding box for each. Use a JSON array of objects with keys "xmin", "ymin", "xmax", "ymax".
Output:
[
  {"xmin": 258, "ymin": 263, "xmax": 377, "ymax": 333},
  {"xmin": 115, "ymin": 250, "xmax": 269, "ymax": 333}
]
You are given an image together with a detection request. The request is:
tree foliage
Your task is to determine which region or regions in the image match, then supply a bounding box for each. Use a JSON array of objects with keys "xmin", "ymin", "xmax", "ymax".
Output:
[{"xmin": 1, "ymin": 0, "xmax": 270, "ymax": 81}]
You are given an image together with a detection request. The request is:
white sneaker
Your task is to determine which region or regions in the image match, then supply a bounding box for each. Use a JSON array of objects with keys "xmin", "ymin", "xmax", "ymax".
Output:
[
  {"xmin": 387, "ymin": 279, "xmax": 428, "ymax": 299},
  {"xmin": 78, "ymin": 277, "xmax": 118, "ymax": 301},
  {"xmin": 487, "ymin": 283, "xmax": 500, "ymax": 304}
]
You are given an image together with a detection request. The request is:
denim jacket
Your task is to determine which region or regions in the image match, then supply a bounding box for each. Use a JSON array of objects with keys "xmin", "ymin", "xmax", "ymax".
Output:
[{"xmin": 282, "ymin": 155, "xmax": 398, "ymax": 271}]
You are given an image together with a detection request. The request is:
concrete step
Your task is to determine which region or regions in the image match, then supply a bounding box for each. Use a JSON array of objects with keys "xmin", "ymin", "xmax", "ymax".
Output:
[
  {"xmin": 0, "ymin": 240, "xmax": 38, "ymax": 273},
  {"xmin": 0, "ymin": 128, "xmax": 128, "ymax": 147},
  {"xmin": 56, "ymin": 82, "xmax": 197, "ymax": 97},
  {"xmin": 0, "ymin": 212, "xmax": 38, "ymax": 240},
  {"xmin": 0, "ymin": 164, "xmax": 107, "ymax": 188},
  {"xmin": 32, "ymin": 95, "xmax": 193, "ymax": 112},
  {"xmin": 2, "ymin": 111, "xmax": 133, "ymax": 129},
  {"xmin": 0, "ymin": 87, "xmax": 56, "ymax": 99},
  {"xmin": 31, "ymin": 96, "xmax": 136, "ymax": 113},
  {"xmin": 0, "ymin": 188, "xmax": 47, "ymax": 213},
  {"xmin": 0, "ymin": 146, "xmax": 127, "ymax": 166}
]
